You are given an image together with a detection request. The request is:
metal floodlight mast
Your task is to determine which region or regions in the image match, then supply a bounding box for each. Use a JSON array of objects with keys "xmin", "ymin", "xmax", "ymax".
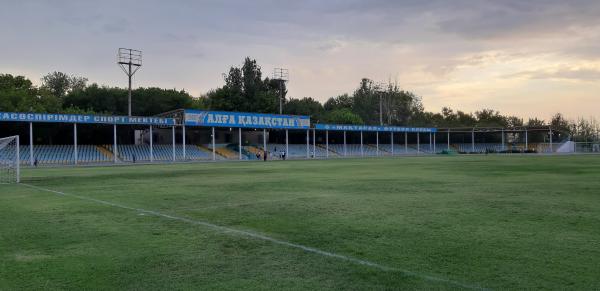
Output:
[
  {"xmin": 376, "ymin": 81, "xmax": 387, "ymax": 126},
  {"xmin": 117, "ymin": 48, "xmax": 142, "ymax": 116},
  {"xmin": 273, "ymin": 68, "xmax": 289, "ymax": 114}
]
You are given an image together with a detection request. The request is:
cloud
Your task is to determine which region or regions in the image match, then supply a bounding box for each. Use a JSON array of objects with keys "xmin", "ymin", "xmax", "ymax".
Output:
[
  {"xmin": 436, "ymin": 0, "xmax": 600, "ymax": 40},
  {"xmin": 315, "ymin": 39, "xmax": 347, "ymax": 53},
  {"xmin": 2, "ymin": 0, "xmax": 600, "ymax": 120},
  {"xmin": 102, "ymin": 18, "xmax": 130, "ymax": 34},
  {"xmin": 504, "ymin": 67, "xmax": 600, "ymax": 82}
]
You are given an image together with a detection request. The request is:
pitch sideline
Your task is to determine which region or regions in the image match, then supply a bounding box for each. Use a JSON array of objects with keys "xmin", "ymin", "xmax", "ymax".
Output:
[{"xmin": 21, "ymin": 183, "xmax": 488, "ymax": 290}]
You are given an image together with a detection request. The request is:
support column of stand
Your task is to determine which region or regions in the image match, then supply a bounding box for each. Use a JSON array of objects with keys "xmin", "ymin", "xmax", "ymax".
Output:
[
  {"xmin": 376, "ymin": 131, "xmax": 379, "ymax": 156},
  {"xmin": 306, "ymin": 129, "xmax": 309, "ymax": 159},
  {"xmin": 113, "ymin": 124, "xmax": 117, "ymax": 163},
  {"xmin": 501, "ymin": 129, "xmax": 505, "ymax": 152},
  {"xmin": 360, "ymin": 131, "xmax": 364, "ymax": 156},
  {"xmin": 404, "ymin": 132, "xmax": 408, "ymax": 154},
  {"xmin": 150, "ymin": 125, "xmax": 154, "ymax": 162},
  {"xmin": 285, "ymin": 129, "xmax": 289, "ymax": 160},
  {"xmin": 325, "ymin": 130, "xmax": 329, "ymax": 158},
  {"xmin": 29, "ymin": 122, "xmax": 33, "ymax": 166},
  {"xmin": 525, "ymin": 129, "xmax": 528, "ymax": 152},
  {"xmin": 343, "ymin": 131, "xmax": 347, "ymax": 157},
  {"xmin": 172, "ymin": 126, "xmax": 175, "ymax": 162},
  {"xmin": 73, "ymin": 123, "xmax": 78, "ymax": 165},
  {"xmin": 417, "ymin": 133, "xmax": 420, "ymax": 154},
  {"xmin": 212, "ymin": 127, "xmax": 216, "ymax": 161},
  {"xmin": 312, "ymin": 129, "xmax": 316, "ymax": 159},
  {"xmin": 391, "ymin": 132, "xmax": 394, "ymax": 155},
  {"xmin": 182, "ymin": 125, "xmax": 186, "ymax": 160},
  {"xmin": 263, "ymin": 129, "xmax": 267, "ymax": 159},
  {"xmin": 471, "ymin": 129, "xmax": 475, "ymax": 153},
  {"xmin": 239, "ymin": 128, "xmax": 242, "ymax": 160},
  {"xmin": 549, "ymin": 127, "xmax": 553, "ymax": 153}
]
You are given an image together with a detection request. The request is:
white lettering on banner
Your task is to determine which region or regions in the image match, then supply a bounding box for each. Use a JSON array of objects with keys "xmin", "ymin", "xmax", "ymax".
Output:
[
  {"xmin": 0, "ymin": 111, "xmax": 172, "ymax": 125},
  {"xmin": 315, "ymin": 124, "xmax": 436, "ymax": 133},
  {"xmin": 182, "ymin": 110, "xmax": 311, "ymax": 129}
]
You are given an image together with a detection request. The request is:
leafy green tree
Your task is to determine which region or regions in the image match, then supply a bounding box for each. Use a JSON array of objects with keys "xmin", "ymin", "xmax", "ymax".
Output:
[
  {"xmin": 64, "ymin": 84, "xmax": 196, "ymax": 116},
  {"xmin": 352, "ymin": 78, "xmax": 380, "ymax": 125},
  {"xmin": 207, "ymin": 57, "xmax": 279, "ymax": 113},
  {"xmin": 505, "ymin": 116, "xmax": 524, "ymax": 128},
  {"xmin": 41, "ymin": 71, "xmax": 88, "ymax": 98},
  {"xmin": 573, "ymin": 118, "xmax": 598, "ymax": 142},
  {"xmin": 328, "ymin": 79, "xmax": 424, "ymax": 126},
  {"xmin": 0, "ymin": 74, "xmax": 62, "ymax": 113},
  {"xmin": 474, "ymin": 109, "xmax": 507, "ymax": 127},
  {"xmin": 381, "ymin": 83, "xmax": 423, "ymax": 125},
  {"xmin": 526, "ymin": 118, "xmax": 546, "ymax": 127},
  {"xmin": 323, "ymin": 108, "xmax": 364, "ymax": 125},
  {"xmin": 550, "ymin": 113, "xmax": 571, "ymax": 138},
  {"xmin": 132, "ymin": 87, "xmax": 194, "ymax": 116},
  {"xmin": 284, "ymin": 97, "xmax": 324, "ymax": 122},
  {"xmin": 63, "ymin": 84, "xmax": 126, "ymax": 114},
  {"xmin": 526, "ymin": 118, "xmax": 548, "ymax": 142},
  {"xmin": 324, "ymin": 94, "xmax": 353, "ymax": 111},
  {"xmin": 190, "ymin": 96, "xmax": 209, "ymax": 110}
]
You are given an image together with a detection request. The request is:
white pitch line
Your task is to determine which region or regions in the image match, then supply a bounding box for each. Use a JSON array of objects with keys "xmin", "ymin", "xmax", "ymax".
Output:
[{"xmin": 21, "ymin": 183, "xmax": 488, "ymax": 290}]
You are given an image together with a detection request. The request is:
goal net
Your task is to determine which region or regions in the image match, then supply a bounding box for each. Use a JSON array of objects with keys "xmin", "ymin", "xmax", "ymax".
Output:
[{"xmin": 0, "ymin": 135, "xmax": 20, "ymax": 184}]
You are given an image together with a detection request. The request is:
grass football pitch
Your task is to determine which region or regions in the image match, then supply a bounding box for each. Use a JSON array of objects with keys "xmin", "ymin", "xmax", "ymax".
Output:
[{"xmin": 1, "ymin": 155, "xmax": 599, "ymax": 290}]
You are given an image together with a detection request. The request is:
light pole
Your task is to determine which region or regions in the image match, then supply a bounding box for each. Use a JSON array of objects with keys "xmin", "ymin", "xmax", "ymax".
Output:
[
  {"xmin": 376, "ymin": 82, "xmax": 387, "ymax": 125},
  {"xmin": 117, "ymin": 48, "xmax": 142, "ymax": 116},
  {"xmin": 273, "ymin": 68, "xmax": 289, "ymax": 114}
]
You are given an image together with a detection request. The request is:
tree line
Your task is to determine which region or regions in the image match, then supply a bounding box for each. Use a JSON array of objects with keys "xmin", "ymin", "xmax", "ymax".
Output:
[{"xmin": 1, "ymin": 57, "xmax": 598, "ymax": 141}]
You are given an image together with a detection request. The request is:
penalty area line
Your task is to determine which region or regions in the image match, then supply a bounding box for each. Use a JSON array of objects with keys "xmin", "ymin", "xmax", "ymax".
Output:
[{"xmin": 21, "ymin": 183, "xmax": 487, "ymax": 290}]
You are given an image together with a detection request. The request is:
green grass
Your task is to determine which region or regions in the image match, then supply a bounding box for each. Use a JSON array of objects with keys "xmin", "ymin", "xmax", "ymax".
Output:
[{"xmin": 1, "ymin": 155, "xmax": 600, "ymax": 290}]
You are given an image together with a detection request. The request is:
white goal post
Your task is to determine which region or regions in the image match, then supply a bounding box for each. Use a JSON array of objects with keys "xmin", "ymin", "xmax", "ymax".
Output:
[{"xmin": 0, "ymin": 135, "xmax": 20, "ymax": 184}]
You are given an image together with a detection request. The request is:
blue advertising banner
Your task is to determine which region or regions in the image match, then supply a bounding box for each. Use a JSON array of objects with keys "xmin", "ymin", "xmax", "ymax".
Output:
[
  {"xmin": 184, "ymin": 110, "xmax": 311, "ymax": 129},
  {"xmin": 314, "ymin": 124, "xmax": 437, "ymax": 133},
  {"xmin": 0, "ymin": 112, "xmax": 175, "ymax": 126}
]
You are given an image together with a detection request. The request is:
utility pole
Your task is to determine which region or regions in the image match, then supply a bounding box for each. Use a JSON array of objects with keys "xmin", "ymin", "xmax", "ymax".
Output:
[
  {"xmin": 379, "ymin": 92, "xmax": 383, "ymax": 126},
  {"xmin": 273, "ymin": 68, "xmax": 289, "ymax": 114},
  {"xmin": 117, "ymin": 48, "xmax": 142, "ymax": 116},
  {"xmin": 377, "ymin": 82, "xmax": 387, "ymax": 125}
]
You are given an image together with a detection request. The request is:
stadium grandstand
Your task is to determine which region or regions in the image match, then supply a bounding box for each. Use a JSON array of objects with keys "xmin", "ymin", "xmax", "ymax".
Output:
[{"xmin": 0, "ymin": 109, "xmax": 589, "ymax": 167}]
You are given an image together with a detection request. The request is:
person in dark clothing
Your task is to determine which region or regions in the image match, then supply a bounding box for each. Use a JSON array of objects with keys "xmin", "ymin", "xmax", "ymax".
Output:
[
  {"xmin": 263, "ymin": 151, "xmax": 267, "ymax": 161},
  {"xmin": 34, "ymin": 158, "xmax": 38, "ymax": 167}
]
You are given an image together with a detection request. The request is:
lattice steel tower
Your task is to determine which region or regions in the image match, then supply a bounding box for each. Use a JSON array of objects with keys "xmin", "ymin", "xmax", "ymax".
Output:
[
  {"xmin": 117, "ymin": 48, "xmax": 142, "ymax": 116},
  {"xmin": 273, "ymin": 68, "xmax": 289, "ymax": 114}
]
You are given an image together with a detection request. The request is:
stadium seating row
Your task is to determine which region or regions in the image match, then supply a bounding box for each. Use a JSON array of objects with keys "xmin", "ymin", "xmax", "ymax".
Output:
[
  {"xmin": 19, "ymin": 145, "xmax": 111, "ymax": 164},
  {"xmin": 17, "ymin": 142, "xmax": 550, "ymax": 165},
  {"xmin": 452, "ymin": 143, "xmax": 540, "ymax": 153}
]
